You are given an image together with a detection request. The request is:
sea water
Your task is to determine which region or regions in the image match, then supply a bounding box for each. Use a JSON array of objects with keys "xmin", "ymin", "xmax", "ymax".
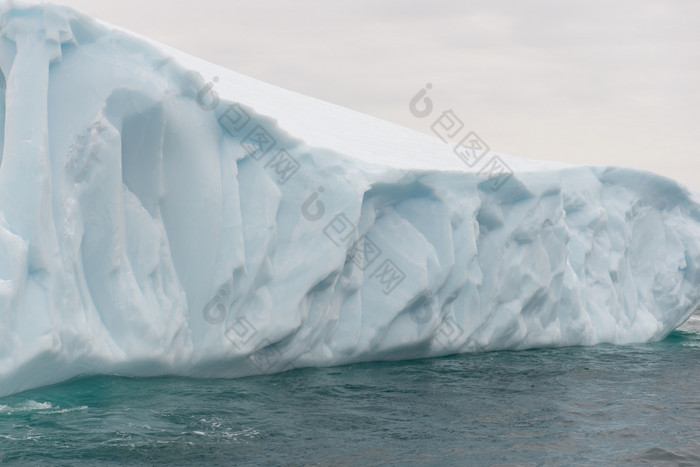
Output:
[{"xmin": 1, "ymin": 313, "xmax": 698, "ymax": 466}]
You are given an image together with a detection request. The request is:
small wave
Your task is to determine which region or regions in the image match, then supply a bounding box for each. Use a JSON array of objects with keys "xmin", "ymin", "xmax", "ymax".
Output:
[
  {"xmin": 183, "ymin": 427, "xmax": 261, "ymax": 441},
  {"xmin": 45, "ymin": 405, "xmax": 88, "ymax": 414},
  {"xmin": 0, "ymin": 400, "xmax": 87, "ymax": 415},
  {"xmin": 0, "ymin": 400, "xmax": 51, "ymax": 414},
  {"xmin": 0, "ymin": 433, "xmax": 42, "ymax": 441},
  {"xmin": 222, "ymin": 428, "xmax": 261, "ymax": 440},
  {"xmin": 21, "ymin": 401, "xmax": 53, "ymax": 410}
]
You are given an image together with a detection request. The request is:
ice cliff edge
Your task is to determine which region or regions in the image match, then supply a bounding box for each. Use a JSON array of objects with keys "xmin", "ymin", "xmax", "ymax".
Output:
[{"xmin": 0, "ymin": 2, "xmax": 699, "ymax": 397}]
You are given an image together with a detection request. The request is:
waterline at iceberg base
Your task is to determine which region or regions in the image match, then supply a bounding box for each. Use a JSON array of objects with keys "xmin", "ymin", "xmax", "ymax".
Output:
[{"xmin": 0, "ymin": 2, "xmax": 699, "ymax": 397}]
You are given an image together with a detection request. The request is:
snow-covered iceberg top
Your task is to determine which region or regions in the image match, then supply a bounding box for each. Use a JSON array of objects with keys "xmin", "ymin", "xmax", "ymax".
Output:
[{"xmin": 0, "ymin": 2, "xmax": 699, "ymax": 397}]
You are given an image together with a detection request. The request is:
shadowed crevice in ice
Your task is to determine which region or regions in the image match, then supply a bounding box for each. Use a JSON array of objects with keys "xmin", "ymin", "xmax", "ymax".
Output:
[
  {"xmin": 0, "ymin": 2, "xmax": 699, "ymax": 397},
  {"xmin": 0, "ymin": 68, "xmax": 5, "ymax": 166}
]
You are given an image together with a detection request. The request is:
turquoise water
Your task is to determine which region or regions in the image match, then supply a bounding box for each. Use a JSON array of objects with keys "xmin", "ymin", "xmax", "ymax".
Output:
[{"xmin": 1, "ymin": 314, "xmax": 699, "ymax": 466}]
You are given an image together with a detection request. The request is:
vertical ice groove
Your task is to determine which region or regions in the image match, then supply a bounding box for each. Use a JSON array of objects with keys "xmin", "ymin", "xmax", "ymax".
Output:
[
  {"xmin": 0, "ymin": 8, "xmax": 69, "ymax": 272},
  {"xmin": 0, "ymin": 66, "xmax": 5, "ymax": 166}
]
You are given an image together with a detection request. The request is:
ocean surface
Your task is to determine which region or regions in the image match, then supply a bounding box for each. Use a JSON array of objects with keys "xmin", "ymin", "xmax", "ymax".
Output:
[{"xmin": 1, "ymin": 313, "xmax": 698, "ymax": 466}]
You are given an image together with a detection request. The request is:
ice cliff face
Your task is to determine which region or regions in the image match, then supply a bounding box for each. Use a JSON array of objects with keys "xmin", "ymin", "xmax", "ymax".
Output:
[{"xmin": 0, "ymin": 2, "xmax": 699, "ymax": 397}]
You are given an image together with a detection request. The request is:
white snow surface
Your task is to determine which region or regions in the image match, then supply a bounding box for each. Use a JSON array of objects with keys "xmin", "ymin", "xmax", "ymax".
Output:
[{"xmin": 0, "ymin": 2, "xmax": 699, "ymax": 396}]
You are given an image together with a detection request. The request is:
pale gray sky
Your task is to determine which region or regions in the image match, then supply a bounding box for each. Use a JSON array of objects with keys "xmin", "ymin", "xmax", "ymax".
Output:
[{"xmin": 56, "ymin": 0, "xmax": 700, "ymax": 190}]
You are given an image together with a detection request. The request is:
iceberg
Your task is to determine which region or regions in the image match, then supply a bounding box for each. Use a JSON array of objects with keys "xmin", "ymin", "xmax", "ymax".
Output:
[{"xmin": 0, "ymin": 2, "xmax": 699, "ymax": 397}]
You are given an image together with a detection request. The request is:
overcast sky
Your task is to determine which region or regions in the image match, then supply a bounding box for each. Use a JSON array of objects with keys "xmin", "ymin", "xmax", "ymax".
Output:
[{"xmin": 56, "ymin": 0, "xmax": 700, "ymax": 190}]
